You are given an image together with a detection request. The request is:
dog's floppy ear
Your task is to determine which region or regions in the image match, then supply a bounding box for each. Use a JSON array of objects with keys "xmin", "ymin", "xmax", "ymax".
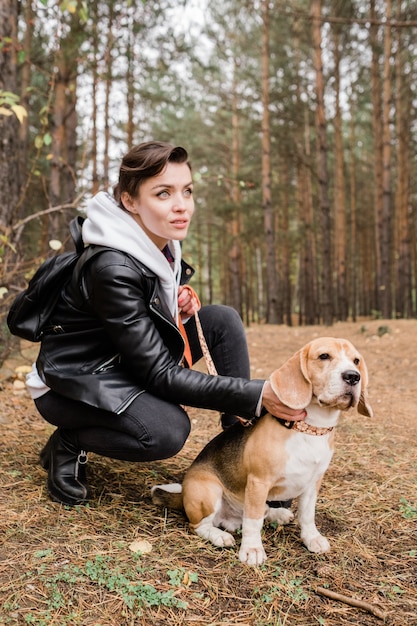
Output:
[
  {"xmin": 269, "ymin": 346, "xmax": 312, "ymax": 410},
  {"xmin": 357, "ymin": 357, "xmax": 373, "ymax": 417}
]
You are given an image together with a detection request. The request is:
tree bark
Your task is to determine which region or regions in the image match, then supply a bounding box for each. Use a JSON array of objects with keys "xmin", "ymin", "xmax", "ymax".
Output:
[
  {"xmin": 394, "ymin": 11, "xmax": 412, "ymax": 317},
  {"xmin": 348, "ymin": 91, "xmax": 357, "ymax": 321},
  {"xmin": 49, "ymin": 18, "xmax": 79, "ymax": 242},
  {"xmin": 332, "ymin": 28, "xmax": 347, "ymax": 321},
  {"xmin": 126, "ymin": 12, "xmax": 135, "ymax": 150},
  {"xmin": 18, "ymin": 0, "xmax": 32, "ymax": 192},
  {"xmin": 293, "ymin": 16, "xmax": 317, "ymax": 325},
  {"xmin": 91, "ymin": 0, "xmax": 99, "ymax": 194},
  {"xmin": 312, "ymin": 0, "xmax": 333, "ymax": 325},
  {"xmin": 228, "ymin": 74, "xmax": 243, "ymax": 318},
  {"xmin": 279, "ymin": 157, "xmax": 292, "ymax": 326},
  {"xmin": 0, "ymin": 0, "xmax": 21, "ymax": 227},
  {"xmin": 380, "ymin": 0, "xmax": 393, "ymax": 318},
  {"xmin": 261, "ymin": 0, "xmax": 279, "ymax": 323},
  {"xmin": 103, "ymin": 2, "xmax": 114, "ymax": 187},
  {"xmin": 370, "ymin": 0, "xmax": 383, "ymax": 314}
]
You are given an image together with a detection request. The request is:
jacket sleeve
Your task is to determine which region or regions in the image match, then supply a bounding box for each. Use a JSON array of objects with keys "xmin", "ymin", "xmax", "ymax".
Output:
[{"xmin": 84, "ymin": 254, "xmax": 265, "ymax": 419}]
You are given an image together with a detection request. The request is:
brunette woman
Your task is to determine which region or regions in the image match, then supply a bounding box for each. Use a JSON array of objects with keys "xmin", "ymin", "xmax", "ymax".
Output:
[{"xmin": 27, "ymin": 141, "xmax": 305, "ymax": 505}]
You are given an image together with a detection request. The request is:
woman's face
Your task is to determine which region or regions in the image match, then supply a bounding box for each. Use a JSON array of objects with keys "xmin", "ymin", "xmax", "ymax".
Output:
[{"xmin": 122, "ymin": 162, "xmax": 194, "ymax": 249}]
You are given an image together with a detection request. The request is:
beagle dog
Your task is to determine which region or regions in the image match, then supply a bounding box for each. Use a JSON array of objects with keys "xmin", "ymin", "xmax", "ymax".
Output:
[{"xmin": 151, "ymin": 337, "xmax": 373, "ymax": 566}]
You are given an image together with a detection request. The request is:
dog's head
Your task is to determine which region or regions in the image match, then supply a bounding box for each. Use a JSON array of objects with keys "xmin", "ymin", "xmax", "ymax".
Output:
[{"xmin": 269, "ymin": 337, "xmax": 373, "ymax": 417}]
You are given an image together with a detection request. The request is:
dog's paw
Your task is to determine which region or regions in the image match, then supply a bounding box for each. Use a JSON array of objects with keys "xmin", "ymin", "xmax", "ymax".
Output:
[
  {"xmin": 196, "ymin": 524, "xmax": 235, "ymax": 548},
  {"xmin": 210, "ymin": 528, "xmax": 236, "ymax": 548},
  {"xmin": 302, "ymin": 533, "xmax": 331, "ymax": 553},
  {"xmin": 239, "ymin": 544, "xmax": 267, "ymax": 566},
  {"xmin": 266, "ymin": 507, "xmax": 294, "ymax": 525}
]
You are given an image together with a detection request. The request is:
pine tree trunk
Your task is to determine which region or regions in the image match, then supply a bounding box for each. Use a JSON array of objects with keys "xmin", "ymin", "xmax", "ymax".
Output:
[
  {"xmin": 380, "ymin": 0, "xmax": 393, "ymax": 318},
  {"xmin": 126, "ymin": 30, "xmax": 135, "ymax": 150},
  {"xmin": 49, "ymin": 14, "xmax": 80, "ymax": 243},
  {"xmin": 394, "ymin": 19, "xmax": 412, "ymax": 317},
  {"xmin": 255, "ymin": 244, "xmax": 264, "ymax": 322},
  {"xmin": 348, "ymin": 92, "xmax": 358, "ymax": 321},
  {"xmin": 0, "ymin": 0, "xmax": 21, "ymax": 227},
  {"xmin": 294, "ymin": 17, "xmax": 317, "ymax": 325},
  {"xmin": 370, "ymin": 0, "xmax": 383, "ymax": 314},
  {"xmin": 0, "ymin": 0, "xmax": 21, "ymax": 356},
  {"xmin": 18, "ymin": 0, "xmax": 32, "ymax": 197},
  {"xmin": 332, "ymin": 29, "xmax": 347, "ymax": 321},
  {"xmin": 103, "ymin": 3, "xmax": 114, "ymax": 187},
  {"xmin": 298, "ymin": 107, "xmax": 318, "ymax": 325},
  {"xmin": 228, "ymin": 76, "xmax": 243, "ymax": 317},
  {"xmin": 91, "ymin": 0, "xmax": 99, "ymax": 194},
  {"xmin": 279, "ymin": 158, "xmax": 292, "ymax": 326},
  {"xmin": 312, "ymin": 0, "xmax": 333, "ymax": 325},
  {"xmin": 261, "ymin": 0, "xmax": 279, "ymax": 323}
]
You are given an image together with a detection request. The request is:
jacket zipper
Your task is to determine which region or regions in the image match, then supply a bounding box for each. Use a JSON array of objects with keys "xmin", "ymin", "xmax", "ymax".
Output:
[
  {"xmin": 92, "ymin": 353, "xmax": 121, "ymax": 374},
  {"xmin": 149, "ymin": 299, "xmax": 184, "ymax": 366}
]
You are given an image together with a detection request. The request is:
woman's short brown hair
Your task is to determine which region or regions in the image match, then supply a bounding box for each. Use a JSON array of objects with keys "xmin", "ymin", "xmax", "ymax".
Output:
[{"xmin": 114, "ymin": 141, "xmax": 190, "ymax": 206}]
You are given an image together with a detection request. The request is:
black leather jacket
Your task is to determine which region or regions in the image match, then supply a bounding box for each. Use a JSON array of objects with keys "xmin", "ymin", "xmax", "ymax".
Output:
[{"xmin": 37, "ymin": 246, "xmax": 264, "ymax": 417}]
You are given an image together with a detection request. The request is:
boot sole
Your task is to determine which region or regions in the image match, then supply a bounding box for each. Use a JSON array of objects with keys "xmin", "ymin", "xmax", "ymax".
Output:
[
  {"xmin": 46, "ymin": 476, "xmax": 90, "ymax": 506},
  {"xmin": 47, "ymin": 486, "xmax": 89, "ymax": 506}
]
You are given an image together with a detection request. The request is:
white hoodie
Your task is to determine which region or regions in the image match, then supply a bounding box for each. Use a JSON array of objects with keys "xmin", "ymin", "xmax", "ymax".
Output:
[{"xmin": 83, "ymin": 191, "xmax": 182, "ymax": 321}]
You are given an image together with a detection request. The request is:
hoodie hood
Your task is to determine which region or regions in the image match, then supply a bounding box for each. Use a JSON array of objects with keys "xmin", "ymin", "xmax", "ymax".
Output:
[{"xmin": 82, "ymin": 191, "xmax": 182, "ymax": 321}]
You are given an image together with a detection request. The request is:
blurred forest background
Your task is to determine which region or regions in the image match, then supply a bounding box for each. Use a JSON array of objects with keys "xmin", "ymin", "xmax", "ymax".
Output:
[{"xmin": 1, "ymin": 0, "xmax": 417, "ymax": 358}]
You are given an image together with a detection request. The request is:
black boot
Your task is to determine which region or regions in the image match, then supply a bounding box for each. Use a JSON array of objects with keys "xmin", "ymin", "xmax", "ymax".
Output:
[{"xmin": 40, "ymin": 429, "xmax": 91, "ymax": 505}]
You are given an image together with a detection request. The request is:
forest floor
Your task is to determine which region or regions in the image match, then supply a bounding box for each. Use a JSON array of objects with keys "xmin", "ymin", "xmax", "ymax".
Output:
[{"xmin": 0, "ymin": 319, "xmax": 416, "ymax": 625}]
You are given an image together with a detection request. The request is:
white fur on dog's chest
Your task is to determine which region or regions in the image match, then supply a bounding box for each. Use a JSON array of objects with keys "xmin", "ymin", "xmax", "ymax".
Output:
[{"xmin": 277, "ymin": 434, "xmax": 334, "ymax": 497}]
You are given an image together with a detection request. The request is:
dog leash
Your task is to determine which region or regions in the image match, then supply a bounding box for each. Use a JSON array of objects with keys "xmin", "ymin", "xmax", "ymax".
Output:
[
  {"xmin": 194, "ymin": 310, "xmax": 217, "ymax": 376},
  {"xmin": 194, "ymin": 311, "xmax": 256, "ymax": 427}
]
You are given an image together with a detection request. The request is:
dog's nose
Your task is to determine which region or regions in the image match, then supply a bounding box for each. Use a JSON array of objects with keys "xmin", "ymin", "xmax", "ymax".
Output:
[{"xmin": 342, "ymin": 370, "xmax": 360, "ymax": 386}]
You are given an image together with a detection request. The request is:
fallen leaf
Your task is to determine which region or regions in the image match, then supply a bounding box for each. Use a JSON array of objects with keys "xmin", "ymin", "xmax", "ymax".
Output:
[{"xmin": 128, "ymin": 539, "xmax": 152, "ymax": 555}]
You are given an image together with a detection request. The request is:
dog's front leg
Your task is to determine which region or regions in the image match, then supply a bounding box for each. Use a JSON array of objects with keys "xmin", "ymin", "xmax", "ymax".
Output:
[
  {"xmin": 239, "ymin": 475, "xmax": 269, "ymax": 566},
  {"xmin": 297, "ymin": 486, "xmax": 330, "ymax": 553}
]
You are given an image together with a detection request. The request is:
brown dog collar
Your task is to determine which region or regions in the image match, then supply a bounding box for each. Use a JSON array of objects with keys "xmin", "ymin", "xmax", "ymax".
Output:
[{"xmin": 276, "ymin": 418, "xmax": 334, "ymax": 436}]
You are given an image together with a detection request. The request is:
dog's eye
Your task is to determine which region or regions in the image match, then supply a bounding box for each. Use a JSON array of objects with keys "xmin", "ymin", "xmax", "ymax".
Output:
[
  {"xmin": 353, "ymin": 357, "xmax": 360, "ymax": 365},
  {"xmin": 318, "ymin": 353, "xmax": 330, "ymax": 360}
]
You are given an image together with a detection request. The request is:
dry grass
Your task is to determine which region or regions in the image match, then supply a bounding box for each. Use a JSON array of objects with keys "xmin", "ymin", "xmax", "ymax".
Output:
[{"xmin": 1, "ymin": 320, "xmax": 416, "ymax": 625}]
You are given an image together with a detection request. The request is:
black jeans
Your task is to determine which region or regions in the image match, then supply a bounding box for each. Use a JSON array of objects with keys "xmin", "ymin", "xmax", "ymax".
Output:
[{"xmin": 35, "ymin": 305, "xmax": 251, "ymax": 462}]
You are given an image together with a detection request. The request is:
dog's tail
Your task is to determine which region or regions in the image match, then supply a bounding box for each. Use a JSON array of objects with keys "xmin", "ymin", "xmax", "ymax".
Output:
[{"xmin": 150, "ymin": 483, "xmax": 184, "ymax": 510}]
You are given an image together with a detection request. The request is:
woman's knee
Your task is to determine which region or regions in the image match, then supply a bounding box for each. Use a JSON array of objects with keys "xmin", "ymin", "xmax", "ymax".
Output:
[
  {"xmin": 124, "ymin": 401, "xmax": 191, "ymax": 461},
  {"xmin": 200, "ymin": 304, "xmax": 244, "ymax": 335},
  {"xmin": 149, "ymin": 410, "xmax": 191, "ymax": 459}
]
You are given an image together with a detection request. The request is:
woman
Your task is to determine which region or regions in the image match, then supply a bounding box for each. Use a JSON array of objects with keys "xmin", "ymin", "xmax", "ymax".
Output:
[{"xmin": 27, "ymin": 141, "xmax": 305, "ymax": 506}]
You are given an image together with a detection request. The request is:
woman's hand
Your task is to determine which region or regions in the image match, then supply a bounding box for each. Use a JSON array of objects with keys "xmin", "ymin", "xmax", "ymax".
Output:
[
  {"xmin": 261, "ymin": 381, "xmax": 306, "ymax": 421},
  {"xmin": 178, "ymin": 285, "xmax": 201, "ymax": 319}
]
